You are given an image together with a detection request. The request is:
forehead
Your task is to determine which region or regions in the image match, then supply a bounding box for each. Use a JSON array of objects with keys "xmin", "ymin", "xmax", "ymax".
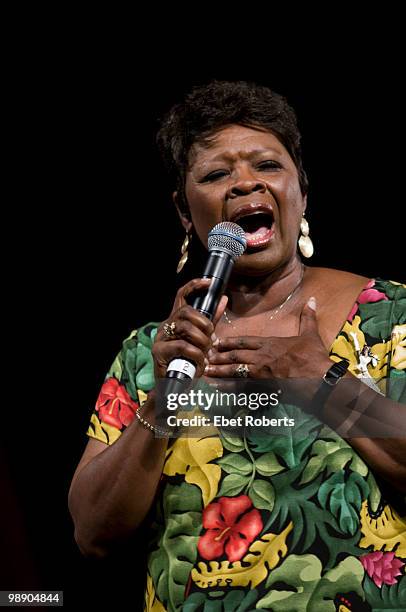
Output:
[{"xmin": 189, "ymin": 124, "xmax": 288, "ymax": 166}]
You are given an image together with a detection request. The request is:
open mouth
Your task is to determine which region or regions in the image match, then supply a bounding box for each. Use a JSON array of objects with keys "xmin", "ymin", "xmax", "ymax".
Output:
[{"xmin": 236, "ymin": 211, "xmax": 275, "ymax": 249}]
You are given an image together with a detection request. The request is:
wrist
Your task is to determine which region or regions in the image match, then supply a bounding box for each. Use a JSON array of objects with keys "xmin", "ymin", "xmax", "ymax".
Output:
[
  {"xmin": 307, "ymin": 359, "xmax": 350, "ymax": 416},
  {"xmin": 136, "ymin": 401, "xmax": 172, "ymax": 438},
  {"xmin": 312, "ymin": 353, "xmax": 334, "ymax": 378}
]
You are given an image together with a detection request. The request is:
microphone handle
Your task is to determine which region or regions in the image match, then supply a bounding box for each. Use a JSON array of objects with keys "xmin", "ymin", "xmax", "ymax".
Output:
[
  {"xmin": 192, "ymin": 250, "xmax": 234, "ymax": 318},
  {"xmin": 166, "ymin": 250, "xmax": 234, "ymax": 379}
]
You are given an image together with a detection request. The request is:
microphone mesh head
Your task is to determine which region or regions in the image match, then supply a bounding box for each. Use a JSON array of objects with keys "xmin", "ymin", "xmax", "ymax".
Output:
[{"xmin": 208, "ymin": 222, "xmax": 247, "ymax": 258}]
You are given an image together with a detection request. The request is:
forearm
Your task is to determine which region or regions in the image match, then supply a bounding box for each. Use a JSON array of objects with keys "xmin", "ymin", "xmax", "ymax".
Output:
[
  {"xmin": 69, "ymin": 393, "xmax": 168, "ymax": 557},
  {"xmin": 317, "ymin": 371, "xmax": 406, "ymax": 492}
]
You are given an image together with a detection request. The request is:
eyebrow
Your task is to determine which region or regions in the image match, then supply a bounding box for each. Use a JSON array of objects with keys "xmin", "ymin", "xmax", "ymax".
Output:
[{"xmin": 200, "ymin": 147, "xmax": 284, "ymax": 164}]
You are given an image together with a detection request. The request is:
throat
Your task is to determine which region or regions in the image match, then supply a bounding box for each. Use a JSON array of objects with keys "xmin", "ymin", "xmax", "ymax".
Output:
[
  {"xmin": 220, "ymin": 308, "xmax": 301, "ymax": 338},
  {"xmin": 226, "ymin": 262, "xmax": 306, "ymax": 318}
]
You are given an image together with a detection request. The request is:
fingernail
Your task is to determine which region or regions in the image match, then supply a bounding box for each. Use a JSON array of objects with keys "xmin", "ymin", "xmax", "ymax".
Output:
[
  {"xmin": 204, "ymin": 365, "xmax": 211, "ymax": 373},
  {"xmin": 211, "ymin": 333, "xmax": 219, "ymax": 346},
  {"xmin": 204, "ymin": 357, "xmax": 209, "ymax": 366},
  {"xmin": 308, "ymin": 296, "xmax": 317, "ymax": 311},
  {"xmin": 207, "ymin": 349, "xmax": 214, "ymax": 360}
]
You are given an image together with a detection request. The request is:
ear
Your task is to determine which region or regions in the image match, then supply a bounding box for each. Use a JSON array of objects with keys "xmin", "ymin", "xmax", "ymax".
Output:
[{"xmin": 173, "ymin": 191, "xmax": 192, "ymax": 233}]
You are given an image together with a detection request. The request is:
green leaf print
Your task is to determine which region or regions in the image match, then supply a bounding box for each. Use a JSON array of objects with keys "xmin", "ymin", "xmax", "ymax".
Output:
[
  {"xmin": 366, "ymin": 471, "xmax": 382, "ymax": 514},
  {"xmin": 183, "ymin": 588, "xmax": 261, "ymax": 611},
  {"xmin": 363, "ymin": 574, "xmax": 406, "ymax": 610},
  {"xmin": 106, "ymin": 352, "xmax": 123, "ymax": 381},
  {"xmin": 262, "ymin": 463, "xmax": 363, "ymax": 566},
  {"xmin": 389, "ymin": 369, "xmax": 406, "ymax": 403},
  {"xmin": 255, "ymin": 452, "xmax": 285, "ymax": 477},
  {"xmin": 317, "ymin": 470, "xmax": 368, "ymax": 535},
  {"xmin": 358, "ymin": 300, "xmax": 397, "ymax": 341},
  {"xmin": 148, "ymin": 481, "xmax": 202, "ymax": 611},
  {"xmin": 300, "ymin": 430, "xmax": 368, "ymax": 485},
  {"xmin": 248, "ymin": 479, "xmax": 275, "ymax": 511},
  {"xmin": 217, "ymin": 454, "xmax": 253, "ymax": 476},
  {"xmin": 257, "ymin": 554, "xmax": 364, "ymax": 612},
  {"xmin": 375, "ymin": 278, "xmax": 406, "ymax": 301},
  {"xmin": 219, "ymin": 432, "xmax": 245, "ymax": 453},
  {"xmin": 246, "ymin": 404, "xmax": 320, "ymax": 468},
  {"xmin": 134, "ymin": 340, "xmax": 155, "ymax": 391},
  {"xmin": 217, "ymin": 473, "xmax": 250, "ymax": 497},
  {"xmin": 117, "ymin": 330, "xmax": 143, "ymax": 399}
]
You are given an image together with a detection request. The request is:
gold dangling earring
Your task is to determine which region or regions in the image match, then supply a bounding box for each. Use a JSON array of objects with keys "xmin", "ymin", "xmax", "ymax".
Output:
[
  {"xmin": 298, "ymin": 215, "xmax": 314, "ymax": 258},
  {"xmin": 176, "ymin": 231, "xmax": 192, "ymax": 273}
]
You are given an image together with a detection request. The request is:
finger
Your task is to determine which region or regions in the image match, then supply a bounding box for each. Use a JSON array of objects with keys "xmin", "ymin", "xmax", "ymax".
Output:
[
  {"xmin": 217, "ymin": 337, "xmax": 263, "ymax": 351},
  {"xmin": 152, "ymin": 340, "xmax": 206, "ymax": 377},
  {"xmin": 204, "ymin": 363, "xmax": 254, "ymax": 378},
  {"xmin": 173, "ymin": 278, "xmax": 212, "ymax": 310},
  {"xmin": 177, "ymin": 305, "xmax": 214, "ymax": 336},
  {"xmin": 163, "ymin": 318, "xmax": 211, "ymax": 352},
  {"xmin": 208, "ymin": 349, "xmax": 256, "ymax": 365},
  {"xmin": 212, "ymin": 295, "xmax": 229, "ymax": 328},
  {"xmin": 299, "ymin": 296, "xmax": 319, "ymax": 336},
  {"xmin": 157, "ymin": 306, "xmax": 214, "ymax": 343}
]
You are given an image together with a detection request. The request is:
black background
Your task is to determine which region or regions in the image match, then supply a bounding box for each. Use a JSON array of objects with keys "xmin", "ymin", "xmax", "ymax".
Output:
[{"xmin": 3, "ymin": 24, "xmax": 404, "ymax": 611}]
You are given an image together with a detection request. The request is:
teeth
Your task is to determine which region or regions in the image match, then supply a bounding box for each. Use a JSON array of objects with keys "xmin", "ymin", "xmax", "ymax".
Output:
[{"xmin": 246, "ymin": 227, "xmax": 273, "ymax": 242}]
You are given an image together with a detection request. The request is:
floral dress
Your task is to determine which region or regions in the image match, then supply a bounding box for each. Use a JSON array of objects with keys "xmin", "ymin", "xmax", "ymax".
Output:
[{"xmin": 87, "ymin": 279, "xmax": 406, "ymax": 612}]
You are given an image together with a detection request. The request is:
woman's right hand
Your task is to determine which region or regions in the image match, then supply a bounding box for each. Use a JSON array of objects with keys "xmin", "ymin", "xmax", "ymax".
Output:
[{"xmin": 152, "ymin": 278, "xmax": 228, "ymax": 379}]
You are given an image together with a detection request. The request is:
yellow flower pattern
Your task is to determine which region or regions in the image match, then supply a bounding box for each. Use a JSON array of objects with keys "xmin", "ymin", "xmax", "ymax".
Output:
[
  {"xmin": 359, "ymin": 501, "xmax": 406, "ymax": 557},
  {"xmin": 163, "ymin": 435, "xmax": 223, "ymax": 506},
  {"xmin": 330, "ymin": 315, "xmax": 390, "ymax": 382},
  {"xmin": 391, "ymin": 324, "xmax": 406, "ymax": 370}
]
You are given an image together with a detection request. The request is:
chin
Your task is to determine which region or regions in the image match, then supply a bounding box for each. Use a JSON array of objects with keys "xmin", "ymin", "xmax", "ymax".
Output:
[{"xmin": 234, "ymin": 248, "xmax": 284, "ymax": 276}]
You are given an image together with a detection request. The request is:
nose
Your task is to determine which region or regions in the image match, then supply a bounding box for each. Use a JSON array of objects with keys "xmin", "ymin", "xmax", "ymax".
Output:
[{"xmin": 227, "ymin": 170, "xmax": 267, "ymax": 200}]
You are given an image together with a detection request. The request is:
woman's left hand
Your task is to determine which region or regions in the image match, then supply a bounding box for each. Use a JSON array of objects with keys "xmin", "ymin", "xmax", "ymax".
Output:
[{"xmin": 205, "ymin": 298, "xmax": 332, "ymax": 379}]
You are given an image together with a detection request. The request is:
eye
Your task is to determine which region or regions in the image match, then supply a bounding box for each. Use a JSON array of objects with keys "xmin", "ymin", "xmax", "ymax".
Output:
[
  {"xmin": 257, "ymin": 160, "xmax": 281, "ymax": 171},
  {"xmin": 202, "ymin": 169, "xmax": 229, "ymax": 182}
]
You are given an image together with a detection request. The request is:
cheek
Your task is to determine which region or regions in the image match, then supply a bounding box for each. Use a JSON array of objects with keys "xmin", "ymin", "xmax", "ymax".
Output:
[
  {"xmin": 276, "ymin": 177, "xmax": 304, "ymax": 216},
  {"xmin": 185, "ymin": 185, "xmax": 223, "ymax": 240},
  {"xmin": 274, "ymin": 179, "xmax": 304, "ymax": 243}
]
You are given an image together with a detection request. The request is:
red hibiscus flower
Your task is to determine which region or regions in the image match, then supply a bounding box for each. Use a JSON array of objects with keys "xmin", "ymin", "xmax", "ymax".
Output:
[
  {"xmin": 348, "ymin": 280, "xmax": 388, "ymax": 322},
  {"xmin": 360, "ymin": 551, "xmax": 405, "ymax": 588},
  {"xmin": 197, "ymin": 495, "xmax": 263, "ymax": 563},
  {"xmin": 95, "ymin": 378, "xmax": 139, "ymax": 429}
]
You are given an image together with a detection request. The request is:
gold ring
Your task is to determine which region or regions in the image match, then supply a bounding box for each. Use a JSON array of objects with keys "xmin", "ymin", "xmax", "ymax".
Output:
[
  {"xmin": 235, "ymin": 363, "xmax": 250, "ymax": 378},
  {"xmin": 163, "ymin": 321, "xmax": 177, "ymax": 338}
]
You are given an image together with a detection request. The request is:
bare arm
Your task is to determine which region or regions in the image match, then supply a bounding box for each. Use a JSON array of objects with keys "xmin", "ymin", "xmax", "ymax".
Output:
[
  {"xmin": 68, "ymin": 392, "xmax": 168, "ymax": 558},
  {"xmin": 68, "ymin": 279, "xmax": 228, "ymax": 558},
  {"xmin": 317, "ymin": 368, "xmax": 406, "ymax": 493}
]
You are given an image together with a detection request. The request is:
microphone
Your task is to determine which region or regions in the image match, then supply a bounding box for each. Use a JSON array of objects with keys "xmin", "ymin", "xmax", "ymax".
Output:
[{"xmin": 166, "ymin": 222, "xmax": 247, "ymax": 380}]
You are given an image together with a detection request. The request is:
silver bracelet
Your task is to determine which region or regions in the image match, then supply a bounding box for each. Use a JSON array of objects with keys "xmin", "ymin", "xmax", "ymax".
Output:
[{"xmin": 135, "ymin": 405, "xmax": 171, "ymax": 438}]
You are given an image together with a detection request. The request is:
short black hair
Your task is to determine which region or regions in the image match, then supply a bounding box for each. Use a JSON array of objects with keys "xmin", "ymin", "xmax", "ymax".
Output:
[{"xmin": 156, "ymin": 80, "xmax": 308, "ymax": 211}]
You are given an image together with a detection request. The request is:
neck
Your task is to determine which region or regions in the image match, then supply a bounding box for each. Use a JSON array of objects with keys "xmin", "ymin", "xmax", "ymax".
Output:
[{"xmin": 226, "ymin": 257, "xmax": 305, "ymax": 318}]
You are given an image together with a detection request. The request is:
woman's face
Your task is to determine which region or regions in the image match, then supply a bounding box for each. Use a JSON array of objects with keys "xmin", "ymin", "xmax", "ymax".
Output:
[{"xmin": 182, "ymin": 124, "xmax": 306, "ymax": 276}]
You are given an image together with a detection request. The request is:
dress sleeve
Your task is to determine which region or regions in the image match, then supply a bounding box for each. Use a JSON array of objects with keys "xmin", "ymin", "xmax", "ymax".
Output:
[
  {"xmin": 387, "ymin": 282, "xmax": 406, "ymax": 404},
  {"xmin": 328, "ymin": 279, "xmax": 405, "ymax": 402},
  {"xmin": 86, "ymin": 323, "xmax": 159, "ymax": 446}
]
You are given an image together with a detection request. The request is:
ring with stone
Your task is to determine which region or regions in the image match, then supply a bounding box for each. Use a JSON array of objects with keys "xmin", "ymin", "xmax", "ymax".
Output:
[
  {"xmin": 163, "ymin": 321, "xmax": 177, "ymax": 338},
  {"xmin": 235, "ymin": 363, "xmax": 250, "ymax": 378}
]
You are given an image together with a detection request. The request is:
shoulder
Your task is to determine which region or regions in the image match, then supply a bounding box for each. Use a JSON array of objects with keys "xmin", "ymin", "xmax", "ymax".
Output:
[
  {"xmin": 305, "ymin": 267, "xmax": 370, "ymax": 313},
  {"xmin": 305, "ymin": 267, "xmax": 371, "ymax": 347},
  {"xmin": 307, "ymin": 267, "xmax": 405, "ymax": 348},
  {"xmin": 306, "ymin": 266, "xmax": 370, "ymax": 291},
  {"xmin": 308, "ymin": 268, "xmax": 405, "ymax": 307}
]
